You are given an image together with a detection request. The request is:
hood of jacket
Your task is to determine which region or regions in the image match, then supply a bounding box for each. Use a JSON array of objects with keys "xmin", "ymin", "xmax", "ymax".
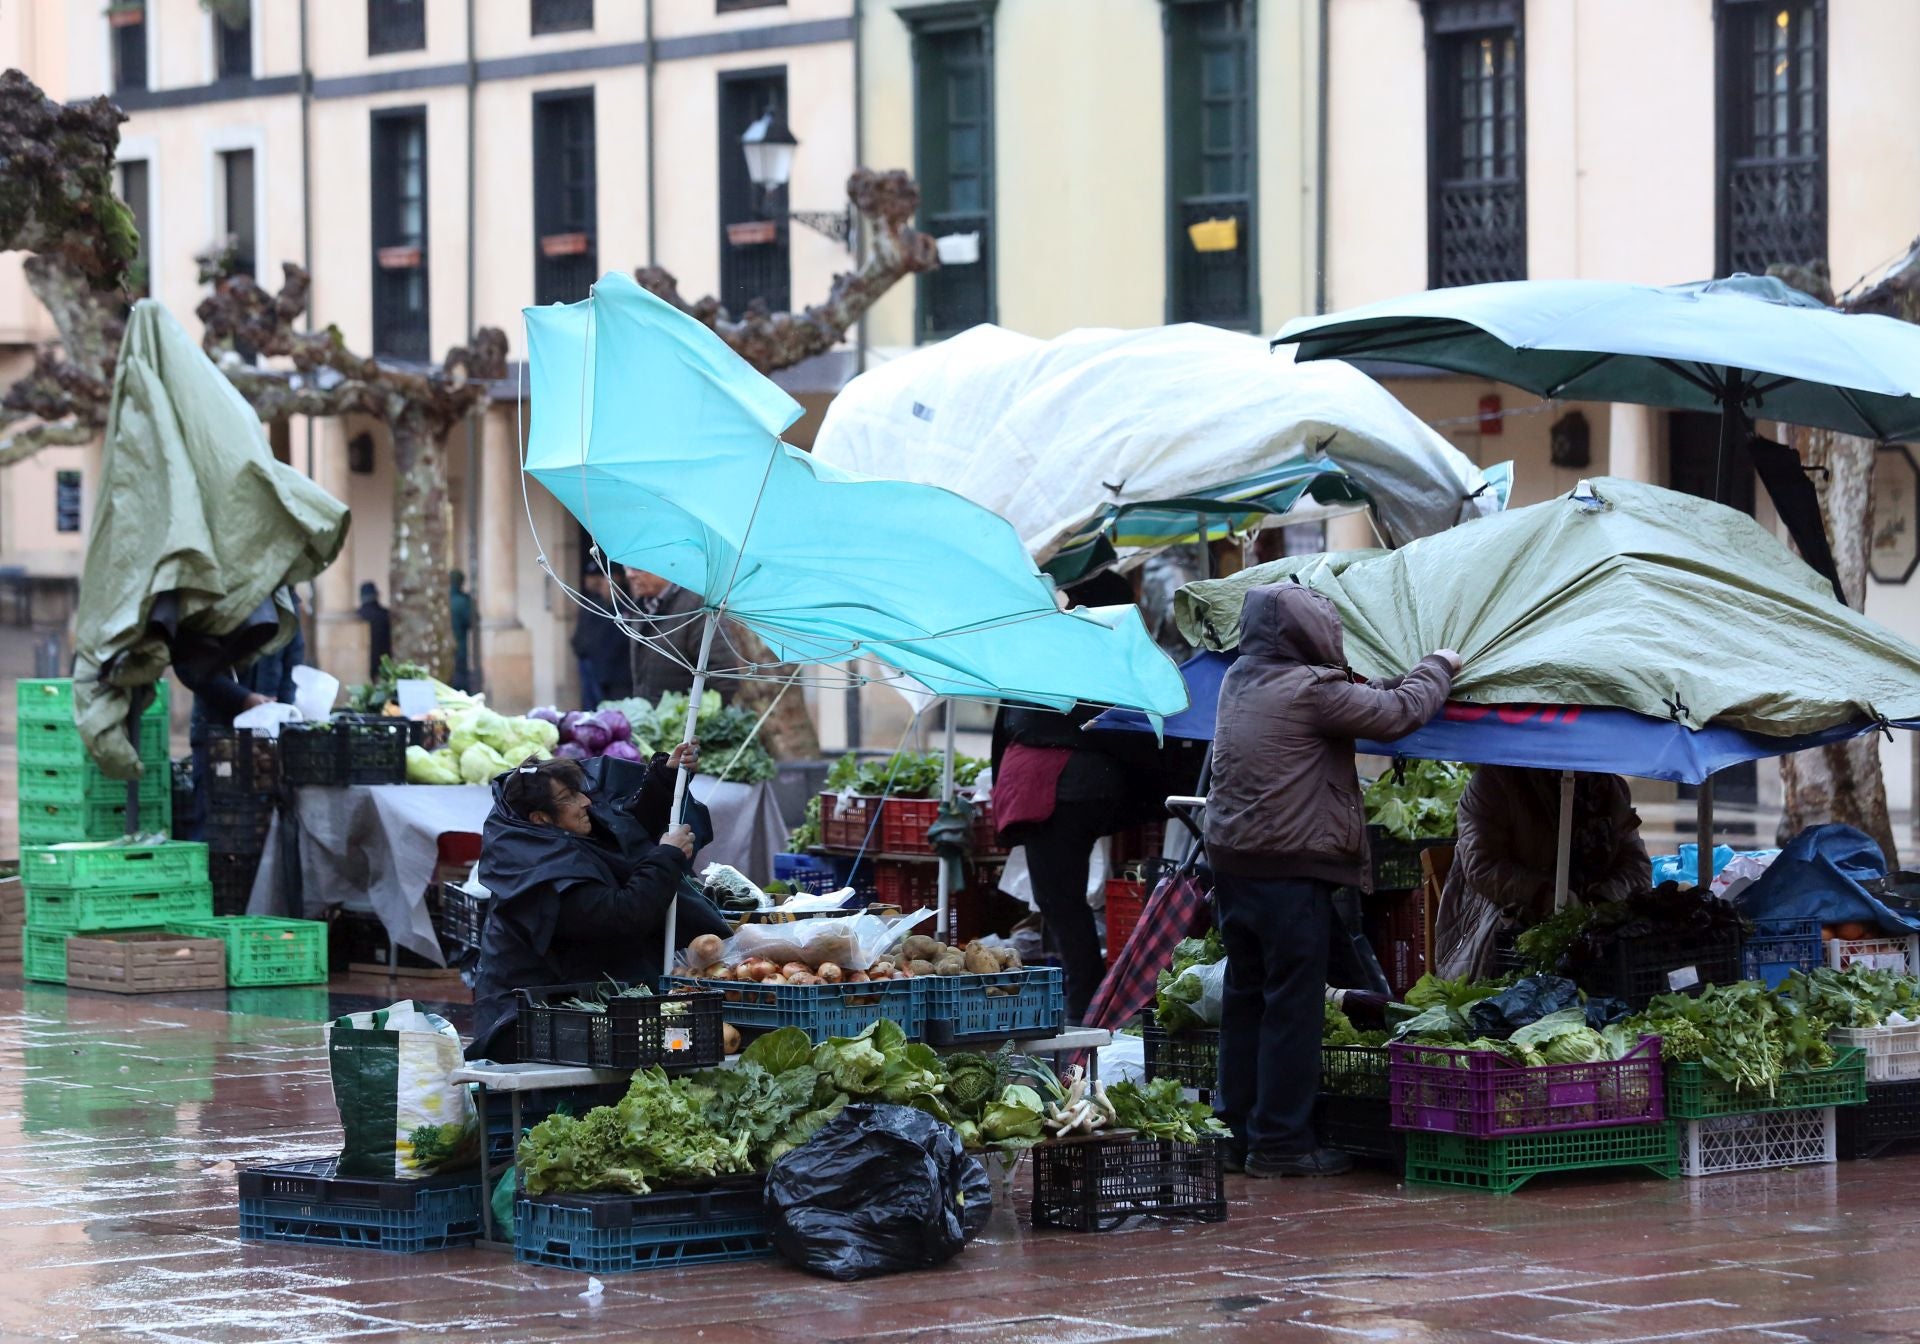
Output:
[
  {"xmin": 477, "ymin": 774, "xmax": 639, "ymax": 910},
  {"xmin": 1238, "ymin": 582, "xmax": 1345, "ymax": 669}
]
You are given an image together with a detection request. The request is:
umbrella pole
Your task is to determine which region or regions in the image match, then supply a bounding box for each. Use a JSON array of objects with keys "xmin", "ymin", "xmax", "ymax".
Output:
[
  {"xmin": 1697, "ymin": 776, "xmax": 1715, "ymax": 892},
  {"xmin": 937, "ymin": 708, "xmax": 956, "ymax": 944},
  {"xmin": 1553, "ymin": 770, "xmax": 1574, "ymax": 912},
  {"xmin": 663, "ymin": 610, "xmax": 721, "ymax": 977}
]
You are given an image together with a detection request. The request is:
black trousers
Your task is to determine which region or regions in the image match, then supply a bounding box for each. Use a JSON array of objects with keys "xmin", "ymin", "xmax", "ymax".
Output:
[
  {"xmin": 1020, "ymin": 800, "xmax": 1115, "ymax": 1024},
  {"xmin": 1213, "ymin": 872, "xmax": 1334, "ymax": 1156}
]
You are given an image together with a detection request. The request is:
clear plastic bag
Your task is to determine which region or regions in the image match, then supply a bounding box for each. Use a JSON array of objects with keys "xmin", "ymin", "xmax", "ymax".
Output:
[{"xmin": 694, "ymin": 909, "xmax": 935, "ymax": 973}]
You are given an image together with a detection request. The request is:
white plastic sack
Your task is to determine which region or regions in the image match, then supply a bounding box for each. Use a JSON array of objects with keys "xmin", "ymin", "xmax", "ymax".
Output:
[
  {"xmin": 1712, "ymin": 849, "xmax": 1783, "ymax": 902},
  {"xmin": 703, "ymin": 909, "xmax": 934, "ymax": 973},
  {"xmin": 231, "ymin": 701, "xmax": 303, "ymax": 738},
  {"xmin": 996, "ymin": 838, "xmax": 1111, "ymax": 912},
  {"xmin": 291, "ymin": 664, "xmax": 340, "ymax": 723},
  {"xmin": 701, "ymin": 862, "xmax": 771, "ymax": 910},
  {"xmin": 1170, "ymin": 960, "xmax": 1228, "ymax": 1028},
  {"xmin": 326, "ymin": 1000, "xmax": 479, "ymax": 1180}
]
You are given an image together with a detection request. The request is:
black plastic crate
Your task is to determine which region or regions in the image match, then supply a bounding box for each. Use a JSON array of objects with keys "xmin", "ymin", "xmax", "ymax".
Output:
[
  {"xmin": 1142, "ymin": 1021, "xmax": 1219, "ymax": 1097},
  {"xmin": 206, "ymin": 727, "xmax": 279, "ymax": 796},
  {"xmin": 204, "ymin": 793, "xmax": 275, "ymax": 855},
  {"xmin": 1837, "ymin": 1078, "xmax": 1920, "ymax": 1160},
  {"xmin": 1367, "ymin": 826, "xmax": 1449, "ymax": 893},
  {"xmin": 1314, "ymin": 1094, "xmax": 1404, "ymax": 1170},
  {"xmin": 1030, "ymin": 1135, "xmax": 1226, "ymax": 1232},
  {"xmin": 330, "ymin": 909, "xmax": 450, "ymax": 973},
  {"xmin": 1574, "ymin": 925, "xmax": 1745, "ymax": 1008},
  {"xmin": 238, "ymin": 1157, "xmax": 482, "ymax": 1254},
  {"xmin": 1321, "ymin": 1044, "xmax": 1392, "ymax": 1100},
  {"xmin": 515, "ymin": 982, "xmax": 725, "ymax": 1070},
  {"xmin": 483, "ymin": 1082, "xmax": 628, "ymax": 1164},
  {"xmin": 441, "ymin": 881, "xmax": 490, "ymax": 954},
  {"xmin": 278, "ymin": 717, "xmax": 409, "ymax": 787},
  {"xmin": 210, "ymin": 849, "xmax": 261, "ymax": 916}
]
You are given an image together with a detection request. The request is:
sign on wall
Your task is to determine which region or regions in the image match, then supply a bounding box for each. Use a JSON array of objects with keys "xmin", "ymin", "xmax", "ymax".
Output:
[{"xmin": 1871, "ymin": 445, "xmax": 1920, "ymax": 585}]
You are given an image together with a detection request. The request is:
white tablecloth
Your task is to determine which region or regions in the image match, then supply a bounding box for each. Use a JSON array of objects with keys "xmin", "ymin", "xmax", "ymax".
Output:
[{"xmin": 249, "ymin": 775, "xmax": 791, "ymax": 964}]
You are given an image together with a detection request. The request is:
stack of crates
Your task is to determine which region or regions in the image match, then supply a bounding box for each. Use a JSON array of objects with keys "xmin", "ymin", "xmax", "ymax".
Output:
[
  {"xmin": 21, "ymin": 840, "xmax": 213, "ymax": 985},
  {"xmin": 15, "ymin": 678, "xmax": 172, "ymax": 842}
]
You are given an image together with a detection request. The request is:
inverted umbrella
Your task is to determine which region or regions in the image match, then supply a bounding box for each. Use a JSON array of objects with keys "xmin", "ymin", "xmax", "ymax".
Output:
[
  {"xmin": 524, "ymin": 274, "xmax": 1188, "ymax": 939},
  {"xmin": 813, "ymin": 322, "xmax": 1509, "ymax": 580}
]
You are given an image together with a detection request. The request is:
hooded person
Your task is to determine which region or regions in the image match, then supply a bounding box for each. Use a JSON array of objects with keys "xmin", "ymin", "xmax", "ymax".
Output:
[
  {"xmin": 465, "ymin": 748, "xmax": 733, "ymax": 1062},
  {"xmin": 1204, "ymin": 582, "xmax": 1458, "ymax": 1178},
  {"xmin": 1433, "ymin": 766, "xmax": 1652, "ymax": 981}
]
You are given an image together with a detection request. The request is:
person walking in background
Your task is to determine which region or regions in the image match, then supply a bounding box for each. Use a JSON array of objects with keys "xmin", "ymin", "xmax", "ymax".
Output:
[
  {"xmin": 449, "ymin": 569, "xmax": 476, "ymax": 692},
  {"xmin": 357, "ymin": 582, "xmax": 391, "ymax": 681},
  {"xmin": 1205, "ymin": 583, "xmax": 1457, "ymax": 1178},
  {"xmin": 571, "ymin": 570, "xmax": 632, "ymax": 708},
  {"xmin": 185, "ymin": 589, "xmax": 306, "ymax": 842},
  {"xmin": 626, "ymin": 569, "xmax": 712, "ymax": 705}
]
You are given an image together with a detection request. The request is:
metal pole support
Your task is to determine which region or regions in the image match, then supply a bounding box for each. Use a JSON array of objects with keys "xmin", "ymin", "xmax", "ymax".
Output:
[
  {"xmin": 1697, "ymin": 776, "xmax": 1716, "ymax": 892},
  {"xmin": 1553, "ymin": 770, "xmax": 1574, "ymax": 912},
  {"xmin": 663, "ymin": 610, "xmax": 721, "ymax": 975}
]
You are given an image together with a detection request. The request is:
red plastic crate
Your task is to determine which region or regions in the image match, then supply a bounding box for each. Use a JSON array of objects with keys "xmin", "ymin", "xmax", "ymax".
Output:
[
  {"xmin": 874, "ymin": 859, "xmax": 940, "ymax": 908},
  {"xmin": 1363, "ymin": 888, "xmax": 1429, "ymax": 999},
  {"xmin": 970, "ymin": 795, "xmax": 1008, "ymax": 857},
  {"xmin": 1104, "ymin": 878, "xmax": 1148, "ymax": 968},
  {"xmin": 1389, "ymin": 1035, "xmax": 1666, "ymax": 1138},
  {"xmin": 1110, "ymin": 822, "xmax": 1167, "ymax": 869},
  {"xmin": 819, "ymin": 793, "xmax": 880, "ymax": 850},
  {"xmin": 879, "ymin": 798, "xmax": 942, "ymax": 855}
]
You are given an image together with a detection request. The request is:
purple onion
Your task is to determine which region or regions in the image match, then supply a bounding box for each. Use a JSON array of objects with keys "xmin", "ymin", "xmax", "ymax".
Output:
[
  {"xmin": 601, "ymin": 738, "xmax": 643, "ymax": 762},
  {"xmin": 600, "ymin": 709, "xmax": 632, "ymax": 743},
  {"xmin": 527, "ymin": 705, "xmax": 563, "ymax": 727},
  {"xmin": 555, "ymin": 741, "xmax": 589, "ymax": 761}
]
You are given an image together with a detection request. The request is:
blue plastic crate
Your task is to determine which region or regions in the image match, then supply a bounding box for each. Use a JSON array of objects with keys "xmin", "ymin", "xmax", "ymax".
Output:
[
  {"xmin": 1744, "ymin": 918, "xmax": 1824, "ymax": 989},
  {"xmin": 772, "ymin": 852, "xmax": 838, "ymax": 891},
  {"xmin": 515, "ymin": 1181, "xmax": 772, "ymax": 1274},
  {"xmin": 663, "ymin": 974, "xmax": 920, "ymax": 1041},
  {"xmin": 917, "ymin": 968, "xmax": 1065, "ymax": 1045},
  {"xmin": 482, "ymin": 1082, "xmax": 627, "ymax": 1164},
  {"xmin": 238, "ymin": 1158, "xmax": 482, "ymax": 1254}
]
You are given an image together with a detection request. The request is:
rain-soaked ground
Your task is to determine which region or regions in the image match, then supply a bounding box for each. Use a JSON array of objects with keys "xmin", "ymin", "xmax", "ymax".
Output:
[{"xmin": 3, "ymin": 973, "xmax": 1918, "ymax": 1344}]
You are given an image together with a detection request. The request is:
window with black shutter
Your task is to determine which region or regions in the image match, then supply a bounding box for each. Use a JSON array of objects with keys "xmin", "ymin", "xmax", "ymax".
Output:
[
  {"xmin": 368, "ymin": 0, "xmax": 426, "ymax": 55},
  {"xmin": 907, "ymin": 7, "xmax": 994, "ymax": 342},
  {"xmin": 531, "ymin": 0, "xmax": 593, "ymax": 35},
  {"xmin": 118, "ymin": 160, "xmax": 151, "ymax": 297},
  {"xmin": 110, "ymin": 7, "xmax": 147, "ymax": 93},
  {"xmin": 1718, "ymin": 1, "xmax": 1826, "ymax": 276},
  {"xmin": 371, "ymin": 108, "xmax": 430, "ymax": 361},
  {"xmin": 1425, "ymin": 0, "xmax": 1525, "ymax": 287},
  {"xmin": 220, "ymin": 149, "xmax": 257, "ymax": 279},
  {"xmin": 215, "ymin": 3, "xmax": 252, "ymax": 80},
  {"xmin": 533, "ymin": 91, "xmax": 597, "ymax": 307},
  {"xmin": 1166, "ymin": 0, "xmax": 1255, "ymax": 329},
  {"xmin": 56, "ymin": 472, "xmax": 83, "ymax": 533},
  {"xmin": 718, "ymin": 71, "xmax": 792, "ymax": 317}
]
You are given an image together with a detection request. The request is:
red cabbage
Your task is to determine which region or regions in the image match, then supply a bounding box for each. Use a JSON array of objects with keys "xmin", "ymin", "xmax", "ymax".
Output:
[
  {"xmin": 555, "ymin": 741, "xmax": 589, "ymax": 760},
  {"xmin": 601, "ymin": 738, "xmax": 643, "ymax": 762},
  {"xmin": 571, "ymin": 715, "xmax": 612, "ymax": 755},
  {"xmin": 600, "ymin": 709, "xmax": 632, "ymax": 743},
  {"xmin": 558, "ymin": 709, "xmax": 593, "ymax": 744},
  {"xmin": 527, "ymin": 705, "xmax": 563, "ymax": 727}
]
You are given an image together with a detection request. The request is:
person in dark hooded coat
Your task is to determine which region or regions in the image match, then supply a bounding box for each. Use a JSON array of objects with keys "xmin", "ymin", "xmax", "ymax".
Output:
[{"xmin": 465, "ymin": 746, "xmax": 733, "ymax": 1061}]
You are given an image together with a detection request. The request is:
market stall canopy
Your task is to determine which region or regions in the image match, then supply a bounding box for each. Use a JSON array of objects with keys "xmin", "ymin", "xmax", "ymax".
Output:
[
  {"xmin": 1089, "ymin": 650, "xmax": 1920, "ymax": 786},
  {"xmin": 1170, "ymin": 478, "xmax": 1920, "ymax": 736},
  {"xmin": 72, "ymin": 300, "xmax": 350, "ymax": 779},
  {"xmin": 521, "ymin": 273, "xmax": 1187, "ymax": 717},
  {"xmin": 1276, "ymin": 274, "xmax": 1920, "ymax": 443},
  {"xmin": 810, "ymin": 322, "xmax": 1510, "ymax": 580}
]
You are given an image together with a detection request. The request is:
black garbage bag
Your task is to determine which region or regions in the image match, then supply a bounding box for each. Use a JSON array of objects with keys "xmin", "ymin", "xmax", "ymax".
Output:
[
  {"xmin": 1583, "ymin": 995, "xmax": 1631, "ymax": 1028},
  {"xmin": 1467, "ymin": 974, "xmax": 1582, "ymax": 1038},
  {"xmin": 765, "ymin": 1103, "xmax": 992, "ymax": 1281}
]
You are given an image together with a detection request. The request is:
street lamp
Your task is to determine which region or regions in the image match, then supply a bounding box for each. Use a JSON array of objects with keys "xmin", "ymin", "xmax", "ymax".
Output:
[{"xmin": 740, "ymin": 108, "xmax": 854, "ymax": 249}]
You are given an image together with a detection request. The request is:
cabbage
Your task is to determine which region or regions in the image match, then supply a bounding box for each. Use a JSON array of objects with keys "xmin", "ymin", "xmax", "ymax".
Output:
[
  {"xmin": 556, "ymin": 741, "xmax": 589, "ymax": 761},
  {"xmin": 1509, "ymin": 1008, "xmax": 1611, "ymax": 1065},
  {"xmin": 405, "ymin": 744, "xmax": 462, "ymax": 785},
  {"xmin": 559, "ymin": 710, "xmax": 592, "ymax": 744},
  {"xmin": 474, "ymin": 709, "xmax": 518, "ymax": 754},
  {"xmin": 459, "ymin": 742, "xmax": 511, "ymax": 784},
  {"xmin": 448, "ymin": 706, "xmax": 511, "ymax": 758},
  {"xmin": 602, "ymin": 739, "xmax": 643, "ymax": 763},
  {"xmin": 527, "ymin": 705, "xmax": 563, "ymax": 727},
  {"xmin": 599, "ymin": 709, "xmax": 632, "ymax": 742},
  {"xmin": 516, "ymin": 716, "xmax": 559, "ymax": 753},
  {"xmin": 501, "ymin": 739, "xmax": 548, "ymax": 769},
  {"xmin": 572, "ymin": 714, "xmax": 612, "ymax": 755}
]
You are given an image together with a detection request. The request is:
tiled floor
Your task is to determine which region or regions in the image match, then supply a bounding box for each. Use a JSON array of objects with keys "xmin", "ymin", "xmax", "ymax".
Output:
[{"xmin": 1, "ymin": 974, "xmax": 1918, "ymax": 1343}]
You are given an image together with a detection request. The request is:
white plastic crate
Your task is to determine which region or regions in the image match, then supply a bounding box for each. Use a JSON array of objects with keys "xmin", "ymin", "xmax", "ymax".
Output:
[
  {"xmin": 1830, "ymin": 1023, "xmax": 1920, "ymax": 1083},
  {"xmin": 1680, "ymin": 1107, "xmax": 1836, "ymax": 1178},
  {"xmin": 1826, "ymin": 933, "xmax": 1920, "ymax": 975}
]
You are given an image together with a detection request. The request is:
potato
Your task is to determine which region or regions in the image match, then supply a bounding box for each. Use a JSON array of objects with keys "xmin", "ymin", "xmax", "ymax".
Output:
[
  {"xmin": 871, "ymin": 957, "xmax": 896, "ymax": 973},
  {"xmin": 908, "ymin": 958, "xmax": 938, "ymax": 977},
  {"xmin": 722, "ymin": 1023, "xmax": 742, "ymax": 1054},
  {"xmin": 902, "ymin": 935, "xmax": 941, "ymax": 962},
  {"xmin": 818, "ymin": 961, "xmax": 844, "ymax": 983},
  {"xmin": 754, "ymin": 940, "xmax": 807, "ymax": 966},
  {"xmin": 963, "ymin": 942, "xmax": 1000, "ymax": 975},
  {"xmin": 932, "ymin": 954, "xmax": 966, "ymax": 977},
  {"xmin": 689, "ymin": 933, "xmax": 725, "ymax": 965},
  {"xmin": 998, "ymin": 947, "xmax": 1023, "ymax": 970}
]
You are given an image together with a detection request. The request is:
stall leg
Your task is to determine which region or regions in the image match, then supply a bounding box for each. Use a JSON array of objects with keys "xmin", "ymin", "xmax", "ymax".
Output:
[
  {"xmin": 1553, "ymin": 770, "xmax": 1574, "ymax": 911},
  {"xmin": 936, "ymin": 708, "xmax": 956, "ymax": 944},
  {"xmin": 475, "ymin": 1087, "xmax": 494, "ymax": 1242},
  {"xmin": 1697, "ymin": 777, "xmax": 1715, "ymax": 892},
  {"xmin": 664, "ymin": 610, "xmax": 722, "ymax": 975}
]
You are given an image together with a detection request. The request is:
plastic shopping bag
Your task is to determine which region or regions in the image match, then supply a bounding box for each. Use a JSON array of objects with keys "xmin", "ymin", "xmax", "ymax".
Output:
[{"xmin": 327, "ymin": 999, "xmax": 480, "ymax": 1180}]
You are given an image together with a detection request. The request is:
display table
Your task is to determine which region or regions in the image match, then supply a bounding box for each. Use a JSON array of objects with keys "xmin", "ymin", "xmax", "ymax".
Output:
[
  {"xmin": 452, "ymin": 1061, "xmax": 631, "ymax": 1244},
  {"xmin": 247, "ymin": 775, "xmax": 792, "ymax": 965}
]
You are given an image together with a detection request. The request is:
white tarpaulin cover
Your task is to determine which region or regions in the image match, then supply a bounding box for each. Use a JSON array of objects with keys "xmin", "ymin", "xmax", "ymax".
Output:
[{"xmin": 813, "ymin": 323, "xmax": 1509, "ymax": 572}]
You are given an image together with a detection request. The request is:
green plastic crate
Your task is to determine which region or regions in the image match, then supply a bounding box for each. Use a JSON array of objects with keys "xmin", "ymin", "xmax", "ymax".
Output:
[
  {"xmin": 26, "ymin": 883, "xmax": 212, "ymax": 932},
  {"xmin": 22, "ymin": 840, "xmax": 209, "ymax": 894},
  {"xmin": 1405, "ymin": 1122, "xmax": 1679, "ymax": 1195},
  {"xmin": 15, "ymin": 715, "xmax": 168, "ymax": 767},
  {"xmin": 17, "ymin": 760, "xmax": 170, "ymax": 808},
  {"xmin": 1665, "ymin": 1047, "xmax": 1868, "ymax": 1120},
  {"xmin": 16, "ymin": 678, "xmax": 169, "ymax": 723},
  {"xmin": 23, "ymin": 927, "xmax": 68, "ymax": 984},
  {"xmin": 165, "ymin": 916, "xmax": 328, "ymax": 987},
  {"xmin": 19, "ymin": 796, "xmax": 170, "ymax": 844}
]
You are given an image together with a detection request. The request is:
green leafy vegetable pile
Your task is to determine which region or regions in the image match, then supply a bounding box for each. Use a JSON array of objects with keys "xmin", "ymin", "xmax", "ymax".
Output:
[
  {"xmin": 825, "ymin": 750, "xmax": 988, "ymax": 800},
  {"xmin": 1512, "ymin": 885, "xmax": 1749, "ymax": 974},
  {"xmin": 1155, "ymin": 931, "xmax": 1226, "ymax": 1032},
  {"xmin": 1779, "ymin": 964, "xmax": 1920, "ymax": 1028},
  {"xmin": 1402, "ymin": 972, "xmax": 1511, "ymax": 1013},
  {"xmin": 1623, "ymin": 982, "xmax": 1835, "ymax": 1097},
  {"xmin": 595, "ymin": 691, "xmax": 779, "ymax": 783},
  {"xmin": 1103, "ymin": 1077, "xmax": 1231, "ymax": 1142},
  {"xmin": 1323, "ymin": 1000, "xmax": 1388, "ymax": 1048},
  {"xmin": 789, "ymin": 795, "xmax": 823, "ymax": 851},
  {"xmin": 1363, "ymin": 760, "xmax": 1472, "ymax": 842},
  {"xmin": 346, "ymin": 656, "xmax": 433, "ymax": 713}
]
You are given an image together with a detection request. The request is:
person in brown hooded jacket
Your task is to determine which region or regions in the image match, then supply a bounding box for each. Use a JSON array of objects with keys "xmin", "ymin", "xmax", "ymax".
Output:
[{"xmin": 1206, "ymin": 582, "xmax": 1458, "ymax": 1177}]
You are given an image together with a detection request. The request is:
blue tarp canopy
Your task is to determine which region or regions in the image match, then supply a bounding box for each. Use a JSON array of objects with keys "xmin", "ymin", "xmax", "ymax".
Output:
[{"xmin": 1090, "ymin": 650, "xmax": 1915, "ymax": 786}]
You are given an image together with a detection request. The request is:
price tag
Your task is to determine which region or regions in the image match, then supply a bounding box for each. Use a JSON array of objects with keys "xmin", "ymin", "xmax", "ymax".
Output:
[
  {"xmin": 213, "ymin": 762, "xmax": 233, "ymax": 778},
  {"xmin": 395, "ymin": 679, "xmax": 438, "ymax": 719},
  {"xmin": 1667, "ymin": 965, "xmax": 1701, "ymax": 992},
  {"xmin": 663, "ymin": 1029, "xmax": 692, "ymax": 1053}
]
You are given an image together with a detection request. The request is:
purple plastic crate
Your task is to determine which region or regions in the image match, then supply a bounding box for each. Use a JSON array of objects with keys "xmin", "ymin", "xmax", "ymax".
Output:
[{"xmin": 1388, "ymin": 1035, "xmax": 1665, "ymax": 1138}]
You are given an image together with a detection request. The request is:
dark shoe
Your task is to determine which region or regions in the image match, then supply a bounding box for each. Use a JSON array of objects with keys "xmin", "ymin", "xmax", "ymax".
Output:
[
  {"xmin": 1246, "ymin": 1147, "xmax": 1354, "ymax": 1179},
  {"xmin": 1221, "ymin": 1144, "xmax": 1249, "ymax": 1175}
]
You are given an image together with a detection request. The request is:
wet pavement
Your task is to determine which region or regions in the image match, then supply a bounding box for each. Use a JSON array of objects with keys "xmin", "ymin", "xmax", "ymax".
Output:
[{"xmin": 3, "ymin": 974, "xmax": 1919, "ymax": 1344}]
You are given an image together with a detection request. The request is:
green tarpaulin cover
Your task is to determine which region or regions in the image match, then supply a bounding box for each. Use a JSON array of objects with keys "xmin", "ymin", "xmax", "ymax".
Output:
[
  {"xmin": 73, "ymin": 301, "xmax": 349, "ymax": 779},
  {"xmin": 1174, "ymin": 477, "xmax": 1920, "ymax": 737}
]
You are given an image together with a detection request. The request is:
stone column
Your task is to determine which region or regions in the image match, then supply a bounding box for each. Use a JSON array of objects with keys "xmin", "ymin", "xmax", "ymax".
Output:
[
  {"xmin": 308, "ymin": 418, "xmax": 363, "ymax": 697},
  {"xmin": 1328, "ymin": 509, "xmax": 1376, "ymax": 552},
  {"xmin": 476, "ymin": 407, "xmax": 534, "ymax": 710},
  {"xmin": 1607, "ymin": 403, "xmax": 1656, "ymax": 483}
]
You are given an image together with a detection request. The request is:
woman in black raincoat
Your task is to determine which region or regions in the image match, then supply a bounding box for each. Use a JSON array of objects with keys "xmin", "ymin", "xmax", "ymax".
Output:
[{"xmin": 465, "ymin": 747, "xmax": 732, "ymax": 1061}]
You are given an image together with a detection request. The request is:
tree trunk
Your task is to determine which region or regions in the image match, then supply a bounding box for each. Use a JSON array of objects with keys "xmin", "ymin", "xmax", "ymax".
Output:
[
  {"xmin": 1776, "ymin": 424, "xmax": 1898, "ymax": 865},
  {"xmin": 389, "ymin": 411, "xmax": 455, "ymax": 681},
  {"xmin": 725, "ymin": 622, "xmax": 823, "ymax": 760}
]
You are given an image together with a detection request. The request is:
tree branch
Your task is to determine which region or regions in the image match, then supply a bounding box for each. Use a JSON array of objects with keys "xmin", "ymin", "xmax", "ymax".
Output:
[
  {"xmin": 0, "ymin": 415, "xmax": 96, "ymax": 468},
  {"xmin": 636, "ymin": 167, "xmax": 939, "ymax": 374}
]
